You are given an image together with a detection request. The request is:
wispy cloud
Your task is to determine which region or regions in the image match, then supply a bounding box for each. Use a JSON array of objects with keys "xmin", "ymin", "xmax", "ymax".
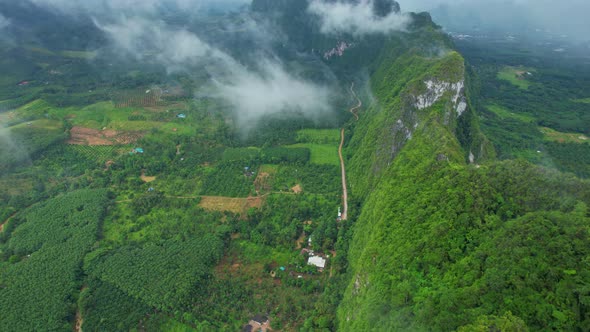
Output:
[
  {"xmin": 308, "ymin": 0, "xmax": 411, "ymax": 35},
  {"xmin": 213, "ymin": 60, "xmax": 333, "ymax": 126},
  {"xmin": 94, "ymin": 15, "xmax": 333, "ymax": 128},
  {"xmin": 94, "ymin": 17, "xmax": 236, "ymax": 72}
]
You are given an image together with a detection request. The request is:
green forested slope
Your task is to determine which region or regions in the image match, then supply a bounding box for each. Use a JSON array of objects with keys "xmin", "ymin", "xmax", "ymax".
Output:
[{"xmin": 339, "ymin": 28, "xmax": 590, "ymax": 331}]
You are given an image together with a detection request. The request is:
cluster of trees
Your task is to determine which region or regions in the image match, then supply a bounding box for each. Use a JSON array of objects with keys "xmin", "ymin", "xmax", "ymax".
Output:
[
  {"xmin": 201, "ymin": 161, "xmax": 257, "ymax": 197},
  {"xmin": 245, "ymin": 194, "xmax": 339, "ymax": 250}
]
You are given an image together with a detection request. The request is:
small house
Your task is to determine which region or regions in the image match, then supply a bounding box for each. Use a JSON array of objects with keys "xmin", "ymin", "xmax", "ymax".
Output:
[
  {"xmin": 308, "ymin": 255, "xmax": 326, "ymax": 269},
  {"xmin": 134, "ymin": 148, "xmax": 144, "ymax": 154},
  {"xmin": 177, "ymin": 113, "xmax": 187, "ymax": 119}
]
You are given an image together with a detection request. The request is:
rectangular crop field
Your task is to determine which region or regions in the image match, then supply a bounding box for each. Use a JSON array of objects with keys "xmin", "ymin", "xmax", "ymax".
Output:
[
  {"xmin": 485, "ymin": 104, "xmax": 535, "ymax": 122},
  {"xmin": 287, "ymin": 143, "xmax": 339, "ymax": 166},
  {"xmin": 199, "ymin": 196, "xmax": 264, "ymax": 214}
]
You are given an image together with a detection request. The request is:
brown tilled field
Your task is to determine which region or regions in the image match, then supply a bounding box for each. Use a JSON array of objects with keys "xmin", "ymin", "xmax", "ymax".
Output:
[{"xmin": 68, "ymin": 126, "xmax": 142, "ymax": 145}]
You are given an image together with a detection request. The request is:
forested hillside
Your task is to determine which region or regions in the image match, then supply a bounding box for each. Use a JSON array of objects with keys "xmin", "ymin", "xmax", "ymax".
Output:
[{"xmin": 337, "ymin": 11, "xmax": 590, "ymax": 332}]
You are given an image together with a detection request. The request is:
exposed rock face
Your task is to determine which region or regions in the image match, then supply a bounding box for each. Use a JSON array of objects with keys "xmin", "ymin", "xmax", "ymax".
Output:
[{"xmin": 414, "ymin": 79, "xmax": 465, "ymax": 114}]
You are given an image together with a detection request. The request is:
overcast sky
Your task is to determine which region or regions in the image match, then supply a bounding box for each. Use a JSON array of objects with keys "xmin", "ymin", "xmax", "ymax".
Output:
[{"xmin": 399, "ymin": 0, "xmax": 590, "ymax": 41}]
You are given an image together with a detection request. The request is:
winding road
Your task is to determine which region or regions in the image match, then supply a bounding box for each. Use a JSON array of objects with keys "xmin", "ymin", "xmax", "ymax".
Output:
[
  {"xmin": 339, "ymin": 82, "xmax": 362, "ymax": 221},
  {"xmin": 349, "ymin": 82, "xmax": 362, "ymax": 121}
]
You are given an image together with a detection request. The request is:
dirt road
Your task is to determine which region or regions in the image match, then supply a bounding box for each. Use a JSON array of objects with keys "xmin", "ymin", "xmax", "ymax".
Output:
[
  {"xmin": 339, "ymin": 82, "xmax": 362, "ymax": 221},
  {"xmin": 349, "ymin": 82, "xmax": 362, "ymax": 121},
  {"xmin": 339, "ymin": 128, "xmax": 349, "ymax": 221}
]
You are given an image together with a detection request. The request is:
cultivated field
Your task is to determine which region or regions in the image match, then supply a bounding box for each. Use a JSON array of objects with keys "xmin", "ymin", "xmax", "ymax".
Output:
[
  {"xmin": 68, "ymin": 126, "xmax": 142, "ymax": 145},
  {"xmin": 288, "ymin": 143, "xmax": 339, "ymax": 166},
  {"xmin": 540, "ymin": 127, "xmax": 589, "ymax": 144},
  {"xmin": 485, "ymin": 104, "xmax": 535, "ymax": 122},
  {"xmin": 296, "ymin": 128, "xmax": 340, "ymax": 144},
  {"xmin": 199, "ymin": 196, "xmax": 264, "ymax": 215}
]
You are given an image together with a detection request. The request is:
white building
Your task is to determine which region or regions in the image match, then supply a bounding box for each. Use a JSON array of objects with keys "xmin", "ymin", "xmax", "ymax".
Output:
[{"xmin": 308, "ymin": 255, "xmax": 326, "ymax": 269}]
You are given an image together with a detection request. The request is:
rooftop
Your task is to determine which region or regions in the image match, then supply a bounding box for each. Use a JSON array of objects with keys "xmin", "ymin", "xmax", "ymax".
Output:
[{"xmin": 308, "ymin": 255, "xmax": 326, "ymax": 269}]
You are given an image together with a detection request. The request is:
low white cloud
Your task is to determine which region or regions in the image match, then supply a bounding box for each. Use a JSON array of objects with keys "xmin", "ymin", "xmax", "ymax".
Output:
[
  {"xmin": 308, "ymin": 0, "xmax": 411, "ymax": 35},
  {"xmin": 214, "ymin": 60, "xmax": 333, "ymax": 126},
  {"xmin": 95, "ymin": 16, "xmax": 333, "ymax": 128},
  {"xmin": 95, "ymin": 17, "xmax": 236, "ymax": 72},
  {"xmin": 0, "ymin": 13, "xmax": 11, "ymax": 29}
]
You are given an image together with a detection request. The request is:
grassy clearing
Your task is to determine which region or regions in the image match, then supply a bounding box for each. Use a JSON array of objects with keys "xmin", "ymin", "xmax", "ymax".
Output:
[
  {"xmin": 497, "ymin": 66, "xmax": 534, "ymax": 89},
  {"xmin": 539, "ymin": 127, "xmax": 589, "ymax": 144},
  {"xmin": 287, "ymin": 143, "xmax": 339, "ymax": 166},
  {"xmin": 11, "ymin": 119, "xmax": 62, "ymax": 130},
  {"xmin": 255, "ymin": 165, "xmax": 278, "ymax": 193},
  {"xmin": 49, "ymin": 101, "xmax": 156, "ymax": 131},
  {"xmin": 25, "ymin": 45, "xmax": 56, "ymax": 56},
  {"xmin": 572, "ymin": 98, "xmax": 590, "ymax": 104},
  {"xmin": 259, "ymin": 164, "xmax": 279, "ymax": 174},
  {"xmin": 160, "ymin": 122, "xmax": 195, "ymax": 135},
  {"xmin": 147, "ymin": 316, "xmax": 196, "ymax": 332},
  {"xmin": 486, "ymin": 104, "xmax": 536, "ymax": 122},
  {"xmin": 15, "ymin": 99, "xmax": 54, "ymax": 118},
  {"xmin": 296, "ymin": 128, "xmax": 340, "ymax": 144}
]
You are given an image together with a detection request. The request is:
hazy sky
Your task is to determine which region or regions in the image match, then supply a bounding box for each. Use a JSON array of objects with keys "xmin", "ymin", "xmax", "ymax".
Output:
[{"xmin": 399, "ymin": 0, "xmax": 590, "ymax": 41}]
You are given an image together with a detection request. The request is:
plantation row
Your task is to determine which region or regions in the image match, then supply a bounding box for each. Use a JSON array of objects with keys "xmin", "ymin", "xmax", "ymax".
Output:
[
  {"xmin": 114, "ymin": 91, "xmax": 163, "ymax": 108},
  {"xmin": 0, "ymin": 190, "xmax": 110, "ymax": 331}
]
